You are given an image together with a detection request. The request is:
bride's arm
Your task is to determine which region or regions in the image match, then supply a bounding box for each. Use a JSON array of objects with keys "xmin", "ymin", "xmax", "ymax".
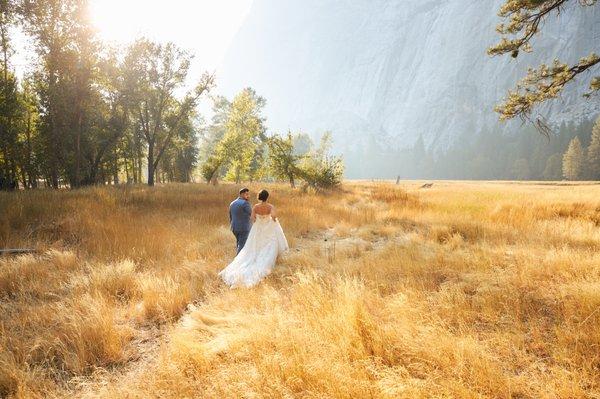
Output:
[
  {"xmin": 270, "ymin": 205, "xmax": 278, "ymax": 221},
  {"xmin": 251, "ymin": 205, "xmax": 257, "ymax": 223}
]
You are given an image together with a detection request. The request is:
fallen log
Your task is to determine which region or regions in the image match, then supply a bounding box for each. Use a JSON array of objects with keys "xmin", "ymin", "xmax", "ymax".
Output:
[{"xmin": 0, "ymin": 249, "xmax": 37, "ymax": 256}]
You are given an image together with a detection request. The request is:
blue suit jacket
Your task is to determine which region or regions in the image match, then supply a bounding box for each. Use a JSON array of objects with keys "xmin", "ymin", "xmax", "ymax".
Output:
[{"xmin": 229, "ymin": 197, "xmax": 252, "ymax": 232}]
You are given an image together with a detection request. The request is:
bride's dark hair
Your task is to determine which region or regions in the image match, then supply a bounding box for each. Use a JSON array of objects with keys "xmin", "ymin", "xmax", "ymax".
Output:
[{"xmin": 258, "ymin": 189, "xmax": 269, "ymax": 202}]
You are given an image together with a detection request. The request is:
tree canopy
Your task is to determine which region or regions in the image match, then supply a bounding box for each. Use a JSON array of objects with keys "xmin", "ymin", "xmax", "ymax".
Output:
[{"xmin": 0, "ymin": 0, "xmax": 214, "ymax": 188}]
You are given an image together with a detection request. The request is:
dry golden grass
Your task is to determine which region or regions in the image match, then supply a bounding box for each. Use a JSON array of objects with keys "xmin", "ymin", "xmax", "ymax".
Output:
[{"xmin": 1, "ymin": 181, "xmax": 600, "ymax": 398}]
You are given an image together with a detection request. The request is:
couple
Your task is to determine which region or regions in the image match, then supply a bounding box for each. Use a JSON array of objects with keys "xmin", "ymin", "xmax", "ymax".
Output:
[{"xmin": 219, "ymin": 188, "xmax": 289, "ymax": 288}]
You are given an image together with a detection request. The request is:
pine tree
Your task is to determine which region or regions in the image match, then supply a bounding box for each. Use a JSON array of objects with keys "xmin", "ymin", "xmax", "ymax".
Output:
[
  {"xmin": 587, "ymin": 116, "xmax": 600, "ymax": 180},
  {"xmin": 562, "ymin": 137, "xmax": 585, "ymax": 181},
  {"xmin": 511, "ymin": 158, "xmax": 531, "ymax": 180},
  {"xmin": 543, "ymin": 153, "xmax": 562, "ymax": 181}
]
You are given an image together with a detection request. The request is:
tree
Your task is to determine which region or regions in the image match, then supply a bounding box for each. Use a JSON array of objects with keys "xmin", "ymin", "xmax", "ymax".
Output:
[
  {"xmin": 510, "ymin": 158, "xmax": 531, "ymax": 180},
  {"xmin": 21, "ymin": 0, "xmax": 89, "ymax": 187},
  {"xmin": 158, "ymin": 113, "xmax": 199, "ymax": 183},
  {"xmin": 0, "ymin": 1, "xmax": 221, "ymax": 189},
  {"xmin": 562, "ymin": 136, "xmax": 585, "ymax": 180},
  {"xmin": 543, "ymin": 153, "xmax": 562, "ymax": 180},
  {"xmin": 79, "ymin": 48, "xmax": 128, "ymax": 185},
  {"xmin": 201, "ymin": 154, "xmax": 223, "ymax": 184},
  {"xmin": 124, "ymin": 38, "xmax": 213, "ymax": 186},
  {"xmin": 0, "ymin": 0, "xmax": 21, "ymax": 189},
  {"xmin": 218, "ymin": 88, "xmax": 266, "ymax": 183},
  {"xmin": 267, "ymin": 132, "xmax": 304, "ymax": 188},
  {"xmin": 298, "ymin": 132, "xmax": 344, "ymax": 190},
  {"xmin": 586, "ymin": 116, "xmax": 600, "ymax": 180},
  {"xmin": 200, "ymin": 96, "xmax": 230, "ymax": 161},
  {"xmin": 299, "ymin": 155, "xmax": 344, "ymax": 191},
  {"xmin": 488, "ymin": 0, "xmax": 599, "ymax": 131},
  {"xmin": 292, "ymin": 133, "xmax": 313, "ymax": 156},
  {"xmin": 198, "ymin": 96, "xmax": 230, "ymax": 184}
]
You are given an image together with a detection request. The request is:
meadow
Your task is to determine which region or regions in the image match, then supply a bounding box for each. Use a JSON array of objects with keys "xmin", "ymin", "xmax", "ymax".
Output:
[{"xmin": 1, "ymin": 181, "xmax": 600, "ymax": 398}]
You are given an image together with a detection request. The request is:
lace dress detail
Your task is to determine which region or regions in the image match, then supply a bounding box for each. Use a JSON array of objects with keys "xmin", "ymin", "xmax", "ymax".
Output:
[{"xmin": 219, "ymin": 214, "xmax": 289, "ymax": 288}]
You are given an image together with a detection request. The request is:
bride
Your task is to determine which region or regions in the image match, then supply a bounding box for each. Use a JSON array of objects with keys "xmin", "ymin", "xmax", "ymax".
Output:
[{"xmin": 219, "ymin": 189, "xmax": 289, "ymax": 288}]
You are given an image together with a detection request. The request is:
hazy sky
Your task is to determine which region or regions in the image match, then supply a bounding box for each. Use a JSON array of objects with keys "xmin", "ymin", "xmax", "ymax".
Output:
[
  {"xmin": 14, "ymin": 0, "xmax": 254, "ymax": 85},
  {"xmin": 90, "ymin": 0, "xmax": 254, "ymax": 74}
]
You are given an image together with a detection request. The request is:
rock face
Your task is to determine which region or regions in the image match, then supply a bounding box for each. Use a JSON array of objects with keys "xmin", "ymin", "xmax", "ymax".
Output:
[{"xmin": 219, "ymin": 0, "xmax": 600, "ymax": 153}]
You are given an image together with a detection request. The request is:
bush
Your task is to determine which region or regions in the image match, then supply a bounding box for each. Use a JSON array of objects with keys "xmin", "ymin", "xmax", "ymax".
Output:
[{"xmin": 299, "ymin": 155, "xmax": 344, "ymax": 191}]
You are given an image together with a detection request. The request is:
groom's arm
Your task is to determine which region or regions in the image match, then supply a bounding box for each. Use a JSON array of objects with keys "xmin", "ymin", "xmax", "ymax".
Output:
[{"xmin": 243, "ymin": 201, "xmax": 252, "ymax": 216}]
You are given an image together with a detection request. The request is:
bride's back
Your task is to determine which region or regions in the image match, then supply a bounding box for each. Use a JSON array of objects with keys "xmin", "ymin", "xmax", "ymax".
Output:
[{"xmin": 254, "ymin": 202, "xmax": 272, "ymax": 215}]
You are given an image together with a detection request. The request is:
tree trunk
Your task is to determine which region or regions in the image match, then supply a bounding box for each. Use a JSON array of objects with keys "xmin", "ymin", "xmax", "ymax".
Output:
[
  {"xmin": 20, "ymin": 168, "xmax": 27, "ymax": 189},
  {"xmin": 0, "ymin": 21, "xmax": 14, "ymax": 189},
  {"xmin": 48, "ymin": 67, "xmax": 59, "ymax": 189},
  {"xmin": 25, "ymin": 110, "xmax": 36, "ymax": 188},
  {"xmin": 113, "ymin": 146, "xmax": 119, "ymax": 185},
  {"xmin": 135, "ymin": 130, "xmax": 143, "ymax": 184},
  {"xmin": 74, "ymin": 112, "xmax": 82, "ymax": 187},
  {"xmin": 147, "ymin": 140, "xmax": 155, "ymax": 186},
  {"xmin": 0, "ymin": 140, "xmax": 8, "ymax": 188},
  {"xmin": 124, "ymin": 157, "xmax": 130, "ymax": 183},
  {"xmin": 130, "ymin": 148, "xmax": 137, "ymax": 184}
]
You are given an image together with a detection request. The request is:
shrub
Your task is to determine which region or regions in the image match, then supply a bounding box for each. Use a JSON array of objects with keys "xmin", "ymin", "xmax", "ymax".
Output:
[{"xmin": 299, "ymin": 155, "xmax": 344, "ymax": 191}]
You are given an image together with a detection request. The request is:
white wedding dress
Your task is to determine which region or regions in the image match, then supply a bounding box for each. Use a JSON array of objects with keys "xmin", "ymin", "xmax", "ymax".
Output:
[{"xmin": 219, "ymin": 214, "xmax": 289, "ymax": 288}]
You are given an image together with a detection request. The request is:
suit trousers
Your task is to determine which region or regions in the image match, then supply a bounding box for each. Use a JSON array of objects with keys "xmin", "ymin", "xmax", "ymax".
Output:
[{"xmin": 233, "ymin": 230, "xmax": 250, "ymax": 254}]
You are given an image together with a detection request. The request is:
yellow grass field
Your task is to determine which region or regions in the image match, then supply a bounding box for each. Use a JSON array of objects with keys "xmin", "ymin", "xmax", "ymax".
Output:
[{"xmin": 1, "ymin": 181, "xmax": 600, "ymax": 398}]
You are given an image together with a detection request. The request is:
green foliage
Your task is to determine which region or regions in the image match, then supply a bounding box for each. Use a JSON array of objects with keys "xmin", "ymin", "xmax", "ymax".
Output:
[
  {"xmin": 292, "ymin": 133, "xmax": 312, "ymax": 156},
  {"xmin": 201, "ymin": 106, "xmax": 345, "ymax": 188},
  {"xmin": 199, "ymin": 96, "xmax": 230, "ymax": 162},
  {"xmin": 158, "ymin": 115, "xmax": 199, "ymax": 183},
  {"xmin": 201, "ymin": 155, "xmax": 223, "ymax": 184},
  {"xmin": 0, "ymin": 2, "xmax": 213, "ymax": 189},
  {"xmin": 562, "ymin": 136, "xmax": 585, "ymax": 180},
  {"xmin": 341, "ymin": 116, "xmax": 598, "ymax": 181},
  {"xmin": 299, "ymin": 156, "xmax": 344, "ymax": 191},
  {"xmin": 543, "ymin": 153, "xmax": 562, "ymax": 180},
  {"xmin": 489, "ymin": 0, "xmax": 599, "ymax": 124},
  {"xmin": 511, "ymin": 158, "xmax": 531, "ymax": 180},
  {"xmin": 586, "ymin": 116, "xmax": 600, "ymax": 180},
  {"xmin": 200, "ymin": 89, "xmax": 266, "ymax": 184},
  {"xmin": 222, "ymin": 88, "xmax": 266, "ymax": 183},
  {"xmin": 123, "ymin": 38, "xmax": 213, "ymax": 186},
  {"xmin": 298, "ymin": 133, "xmax": 344, "ymax": 190},
  {"xmin": 267, "ymin": 132, "xmax": 305, "ymax": 188}
]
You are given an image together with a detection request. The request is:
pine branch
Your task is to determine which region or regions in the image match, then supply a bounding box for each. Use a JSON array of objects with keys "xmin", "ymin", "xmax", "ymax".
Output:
[
  {"xmin": 489, "ymin": 0, "xmax": 599, "ymax": 126},
  {"xmin": 495, "ymin": 54, "xmax": 600, "ymax": 122}
]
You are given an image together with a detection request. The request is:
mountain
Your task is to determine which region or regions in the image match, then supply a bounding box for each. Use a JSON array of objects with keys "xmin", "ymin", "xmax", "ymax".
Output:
[{"xmin": 218, "ymin": 0, "xmax": 600, "ymax": 170}]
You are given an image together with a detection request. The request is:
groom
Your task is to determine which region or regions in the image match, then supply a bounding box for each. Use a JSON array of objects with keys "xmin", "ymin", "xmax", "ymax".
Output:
[{"xmin": 229, "ymin": 188, "xmax": 252, "ymax": 254}]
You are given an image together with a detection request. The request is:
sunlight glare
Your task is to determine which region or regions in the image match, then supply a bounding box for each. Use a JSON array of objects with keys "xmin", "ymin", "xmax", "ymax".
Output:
[{"xmin": 89, "ymin": 0, "xmax": 253, "ymax": 71}]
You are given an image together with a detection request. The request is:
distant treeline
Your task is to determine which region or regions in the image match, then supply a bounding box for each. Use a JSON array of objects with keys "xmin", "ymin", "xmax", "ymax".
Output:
[{"xmin": 344, "ymin": 115, "xmax": 600, "ymax": 181}]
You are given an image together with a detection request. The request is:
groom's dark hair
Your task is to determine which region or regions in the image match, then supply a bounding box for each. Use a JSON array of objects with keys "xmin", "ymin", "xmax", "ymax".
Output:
[{"xmin": 239, "ymin": 188, "xmax": 249, "ymax": 195}]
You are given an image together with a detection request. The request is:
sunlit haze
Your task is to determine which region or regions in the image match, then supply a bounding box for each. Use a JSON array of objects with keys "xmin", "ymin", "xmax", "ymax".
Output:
[{"xmin": 89, "ymin": 0, "xmax": 253, "ymax": 73}]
